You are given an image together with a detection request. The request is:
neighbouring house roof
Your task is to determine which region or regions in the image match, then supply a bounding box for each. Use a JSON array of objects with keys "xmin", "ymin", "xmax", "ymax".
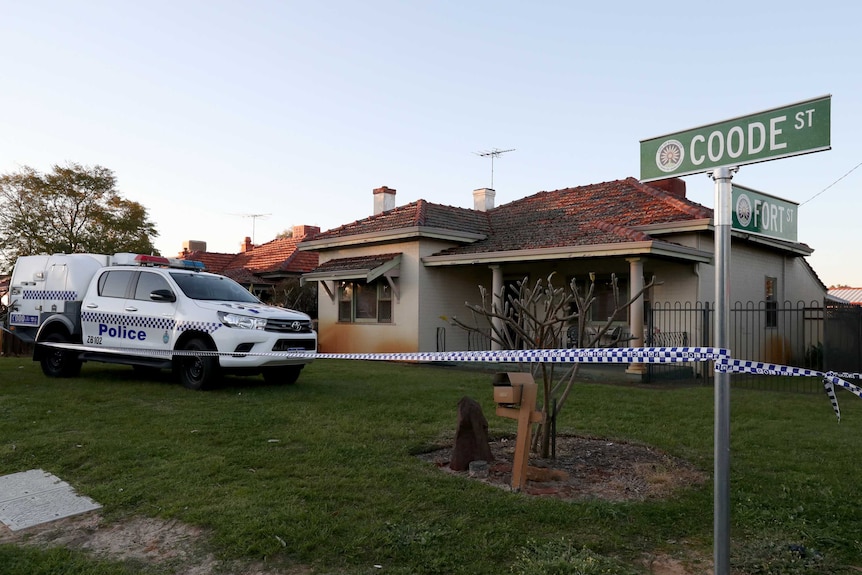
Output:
[
  {"xmin": 184, "ymin": 227, "xmax": 320, "ymax": 287},
  {"xmin": 828, "ymin": 288, "xmax": 862, "ymax": 305}
]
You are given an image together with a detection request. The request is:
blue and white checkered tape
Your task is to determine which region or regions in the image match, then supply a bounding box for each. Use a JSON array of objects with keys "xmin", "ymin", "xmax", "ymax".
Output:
[{"xmin": 37, "ymin": 340, "xmax": 861, "ymax": 420}]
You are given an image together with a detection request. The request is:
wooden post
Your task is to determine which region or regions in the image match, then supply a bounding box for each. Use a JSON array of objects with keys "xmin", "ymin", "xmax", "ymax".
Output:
[{"xmin": 493, "ymin": 373, "xmax": 544, "ymax": 492}]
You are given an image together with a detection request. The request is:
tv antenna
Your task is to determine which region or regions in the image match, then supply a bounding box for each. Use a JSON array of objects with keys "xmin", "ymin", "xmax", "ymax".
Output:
[
  {"xmin": 474, "ymin": 148, "xmax": 515, "ymax": 189},
  {"xmin": 232, "ymin": 213, "xmax": 271, "ymax": 244}
]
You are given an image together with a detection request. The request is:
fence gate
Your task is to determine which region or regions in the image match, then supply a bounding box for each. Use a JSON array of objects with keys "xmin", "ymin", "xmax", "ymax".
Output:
[{"xmin": 824, "ymin": 302, "xmax": 862, "ymax": 375}]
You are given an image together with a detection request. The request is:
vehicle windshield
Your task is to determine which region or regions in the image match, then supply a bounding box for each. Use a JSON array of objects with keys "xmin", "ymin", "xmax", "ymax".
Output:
[{"xmin": 170, "ymin": 272, "xmax": 261, "ymax": 303}]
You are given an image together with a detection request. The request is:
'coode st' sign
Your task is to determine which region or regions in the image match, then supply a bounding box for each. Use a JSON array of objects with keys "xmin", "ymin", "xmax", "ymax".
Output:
[{"xmin": 640, "ymin": 95, "xmax": 831, "ymax": 182}]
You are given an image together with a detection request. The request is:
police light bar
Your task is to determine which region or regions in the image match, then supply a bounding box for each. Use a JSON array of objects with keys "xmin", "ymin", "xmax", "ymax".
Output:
[
  {"xmin": 134, "ymin": 254, "xmax": 171, "ymax": 266},
  {"xmin": 167, "ymin": 258, "xmax": 206, "ymax": 271}
]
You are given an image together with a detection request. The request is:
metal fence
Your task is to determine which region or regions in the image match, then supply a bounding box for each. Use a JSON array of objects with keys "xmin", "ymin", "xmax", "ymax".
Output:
[
  {"xmin": 646, "ymin": 300, "xmax": 862, "ymax": 392},
  {"xmin": 435, "ymin": 300, "xmax": 862, "ymax": 393}
]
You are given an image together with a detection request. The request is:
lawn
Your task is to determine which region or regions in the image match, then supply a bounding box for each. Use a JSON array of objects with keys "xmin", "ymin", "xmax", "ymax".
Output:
[{"xmin": 0, "ymin": 357, "xmax": 860, "ymax": 574}]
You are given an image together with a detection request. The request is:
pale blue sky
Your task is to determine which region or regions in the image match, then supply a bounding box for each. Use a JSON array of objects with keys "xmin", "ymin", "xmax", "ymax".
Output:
[{"xmin": 2, "ymin": 1, "xmax": 860, "ymax": 287}]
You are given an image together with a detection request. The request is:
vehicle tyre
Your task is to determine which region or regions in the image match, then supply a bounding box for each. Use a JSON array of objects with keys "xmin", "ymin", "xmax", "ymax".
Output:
[
  {"xmin": 176, "ymin": 338, "xmax": 219, "ymax": 390},
  {"xmin": 262, "ymin": 365, "xmax": 303, "ymax": 385},
  {"xmin": 39, "ymin": 332, "xmax": 82, "ymax": 378}
]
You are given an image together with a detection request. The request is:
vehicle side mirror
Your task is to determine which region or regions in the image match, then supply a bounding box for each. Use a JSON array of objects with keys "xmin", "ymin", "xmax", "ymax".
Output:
[{"xmin": 150, "ymin": 289, "xmax": 176, "ymax": 302}]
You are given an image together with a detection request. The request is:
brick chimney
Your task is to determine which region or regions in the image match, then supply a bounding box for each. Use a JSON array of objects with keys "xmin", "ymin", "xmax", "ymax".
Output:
[
  {"xmin": 649, "ymin": 178, "xmax": 686, "ymax": 198},
  {"xmin": 473, "ymin": 188, "xmax": 496, "ymax": 212},
  {"xmin": 241, "ymin": 236, "xmax": 254, "ymax": 252},
  {"xmin": 374, "ymin": 186, "xmax": 396, "ymax": 215},
  {"xmin": 292, "ymin": 225, "xmax": 320, "ymax": 239}
]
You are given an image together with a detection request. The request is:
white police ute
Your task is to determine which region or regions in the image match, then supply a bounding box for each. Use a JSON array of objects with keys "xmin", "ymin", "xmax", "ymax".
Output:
[{"xmin": 5, "ymin": 252, "xmax": 316, "ymax": 389}]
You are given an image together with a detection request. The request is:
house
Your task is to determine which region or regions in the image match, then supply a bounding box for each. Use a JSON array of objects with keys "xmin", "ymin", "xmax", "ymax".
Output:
[
  {"xmin": 827, "ymin": 287, "xmax": 862, "ymax": 306},
  {"xmin": 298, "ymin": 179, "xmax": 826, "ymax": 372},
  {"xmin": 182, "ymin": 225, "xmax": 320, "ymax": 301}
]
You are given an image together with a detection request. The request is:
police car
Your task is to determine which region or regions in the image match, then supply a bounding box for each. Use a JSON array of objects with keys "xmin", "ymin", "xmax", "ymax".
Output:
[{"xmin": 6, "ymin": 252, "xmax": 317, "ymax": 389}]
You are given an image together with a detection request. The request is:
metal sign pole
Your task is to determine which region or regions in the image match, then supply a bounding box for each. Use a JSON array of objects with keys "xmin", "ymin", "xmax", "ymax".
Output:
[{"xmin": 711, "ymin": 166, "xmax": 736, "ymax": 575}]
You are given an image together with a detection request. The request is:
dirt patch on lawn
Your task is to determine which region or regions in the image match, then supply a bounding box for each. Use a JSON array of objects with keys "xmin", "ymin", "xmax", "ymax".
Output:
[
  {"xmin": 0, "ymin": 513, "xmax": 308, "ymax": 575},
  {"xmin": 418, "ymin": 434, "xmax": 707, "ymax": 502}
]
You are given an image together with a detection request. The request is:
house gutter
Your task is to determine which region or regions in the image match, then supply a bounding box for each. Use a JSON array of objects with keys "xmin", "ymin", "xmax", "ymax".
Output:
[
  {"xmin": 421, "ymin": 241, "xmax": 711, "ymax": 267},
  {"xmin": 298, "ymin": 226, "xmax": 487, "ymax": 251}
]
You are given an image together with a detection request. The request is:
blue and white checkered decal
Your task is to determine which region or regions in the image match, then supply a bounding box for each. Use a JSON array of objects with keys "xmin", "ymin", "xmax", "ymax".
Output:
[
  {"xmin": 80, "ymin": 312, "xmax": 221, "ymax": 334},
  {"xmin": 82, "ymin": 311, "xmax": 177, "ymax": 330},
  {"xmin": 23, "ymin": 289, "xmax": 77, "ymax": 300},
  {"xmin": 176, "ymin": 321, "xmax": 221, "ymax": 334}
]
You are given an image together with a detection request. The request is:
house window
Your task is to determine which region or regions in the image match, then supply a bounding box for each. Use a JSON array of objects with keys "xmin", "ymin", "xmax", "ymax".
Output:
[
  {"xmin": 765, "ymin": 276, "xmax": 777, "ymax": 328},
  {"xmin": 338, "ymin": 279, "xmax": 394, "ymax": 324}
]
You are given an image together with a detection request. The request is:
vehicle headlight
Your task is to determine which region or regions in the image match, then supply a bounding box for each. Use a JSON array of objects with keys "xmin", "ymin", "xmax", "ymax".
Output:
[{"xmin": 218, "ymin": 311, "xmax": 267, "ymax": 330}]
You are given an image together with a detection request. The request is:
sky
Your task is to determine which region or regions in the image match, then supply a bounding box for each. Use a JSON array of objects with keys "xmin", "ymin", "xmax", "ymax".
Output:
[{"xmin": 1, "ymin": 1, "xmax": 860, "ymax": 287}]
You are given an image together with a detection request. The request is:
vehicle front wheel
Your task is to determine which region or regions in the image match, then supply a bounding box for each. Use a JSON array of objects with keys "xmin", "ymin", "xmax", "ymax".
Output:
[
  {"xmin": 262, "ymin": 365, "xmax": 303, "ymax": 385},
  {"xmin": 39, "ymin": 332, "xmax": 82, "ymax": 378},
  {"xmin": 176, "ymin": 338, "xmax": 219, "ymax": 390}
]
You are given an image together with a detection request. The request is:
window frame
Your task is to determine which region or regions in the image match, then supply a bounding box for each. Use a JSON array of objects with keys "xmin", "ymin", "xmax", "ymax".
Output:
[{"xmin": 337, "ymin": 279, "xmax": 394, "ymax": 324}]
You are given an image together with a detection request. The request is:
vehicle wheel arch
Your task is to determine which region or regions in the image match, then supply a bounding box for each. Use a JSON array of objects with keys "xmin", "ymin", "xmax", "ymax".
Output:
[
  {"xmin": 34, "ymin": 316, "xmax": 80, "ymax": 359},
  {"xmin": 173, "ymin": 330, "xmax": 217, "ymax": 353}
]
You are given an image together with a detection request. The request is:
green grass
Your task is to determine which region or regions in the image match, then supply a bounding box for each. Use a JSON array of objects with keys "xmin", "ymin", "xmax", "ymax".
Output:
[{"xmin": 1, "ymin": 357, "xmax": 861, "ymax": 574}]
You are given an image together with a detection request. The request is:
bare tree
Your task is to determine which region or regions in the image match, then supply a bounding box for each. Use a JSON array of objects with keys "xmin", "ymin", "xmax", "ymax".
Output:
[{"xmin": 449, "ymin": 272, "xmax": 656, "ymax": 458}]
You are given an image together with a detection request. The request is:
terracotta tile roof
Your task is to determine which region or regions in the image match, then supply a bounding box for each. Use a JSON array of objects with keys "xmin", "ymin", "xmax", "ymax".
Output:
[
  {"xmin": 228, "ymin": 236, "xmax": 319, "ymax": 274},
  {"xmin": 310, "ymin": 200, "xmax": 491, "ymax": 241},
  {"xmin": 440, "ymin": 177, "xmax": 712, "ymax": 255},
  {"xmin": 314, "ymin": 178, "xmax": 712, "ymax": 260},
  {"xmin": 313, "ymin": 253, "xmax": 402, "ymax": 274},
  {"xmin": 306, "ymin": 178, "xmax": 710, "ymax": 257},
  {"xmin": 182, "ymin": 228, "xmax": 320, "ymax": 285}
]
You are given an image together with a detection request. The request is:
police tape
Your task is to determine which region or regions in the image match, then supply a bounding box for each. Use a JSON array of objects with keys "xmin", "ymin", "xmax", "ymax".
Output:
[
  {"xmin": 40, "ymin": 342, "xmax": 729, "ymax": 363},
  {"xmin": 33, "ymin": 341, "xmax": 862, "ymax": 420}
]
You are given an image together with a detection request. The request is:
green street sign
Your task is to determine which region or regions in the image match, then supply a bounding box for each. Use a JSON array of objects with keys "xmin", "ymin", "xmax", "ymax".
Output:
[
  {"xmin": 731, "ymin": 184, "xmax": 797, "ymax": 242},
  {"xmin": 640, "ymin": 95, "xmax": 831, "ymax": 182}
]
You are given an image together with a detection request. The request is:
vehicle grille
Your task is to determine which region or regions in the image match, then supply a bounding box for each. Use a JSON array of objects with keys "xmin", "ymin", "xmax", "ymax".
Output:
[
  {"xmin": 272, "ymin": 338, "xmax": 317, "ymax": 351},
  {"xmin": 265, "ymin": 318, "xmax": 314, "ymax": 333}
]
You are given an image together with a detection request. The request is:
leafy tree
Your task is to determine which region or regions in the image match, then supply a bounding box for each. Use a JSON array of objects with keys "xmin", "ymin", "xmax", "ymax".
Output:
[
  {"xmin": 0, "ymin": 163, "xmax": 159, "ymax": 270},
  {"xmin": 449, "ymin": 272, "xmax": 656, "ymax": 458}
]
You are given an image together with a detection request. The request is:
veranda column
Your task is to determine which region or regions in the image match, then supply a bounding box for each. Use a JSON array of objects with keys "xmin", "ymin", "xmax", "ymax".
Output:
[
  {"xmin": 490, "ymin": 265, "xmax": 503, "ymax": 351},
  {"xmin": 625, "ymin": 257, "xmax": 645, "ymax": 377}
]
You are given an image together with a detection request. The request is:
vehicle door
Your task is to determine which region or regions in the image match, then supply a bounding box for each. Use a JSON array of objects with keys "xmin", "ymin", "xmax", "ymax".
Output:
[
  {"xmin": 122, "ymin": 270, "xmax": 179, "ymax": 352},
  {"xmin": 81, "ymin": 269, "xmax": 136, "ymax": 349}
]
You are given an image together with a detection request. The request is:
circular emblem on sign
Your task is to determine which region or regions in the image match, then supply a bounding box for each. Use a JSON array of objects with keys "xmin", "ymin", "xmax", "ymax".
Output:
[
  {"xmin": 656, "ymin": 139, "xmax": 684, "ymax": 173},
  {"xmin": 736, "ymin": 193, "xmax": 752, "ymax": 228}
]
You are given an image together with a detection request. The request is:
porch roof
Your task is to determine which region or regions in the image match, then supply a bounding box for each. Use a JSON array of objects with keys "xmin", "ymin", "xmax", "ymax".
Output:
[{"xmin": 302, "ymin": 253, "xmax": 402, "ymax": 282}]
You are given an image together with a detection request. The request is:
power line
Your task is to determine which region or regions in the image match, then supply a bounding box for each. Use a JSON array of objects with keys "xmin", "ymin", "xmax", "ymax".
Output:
[{"xmin": 800, "ymin": 160, "xmax": 862, "ymax": 206}]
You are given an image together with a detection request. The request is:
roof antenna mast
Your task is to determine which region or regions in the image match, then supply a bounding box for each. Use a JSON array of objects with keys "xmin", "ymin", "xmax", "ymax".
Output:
[
  {"xmin": 237, "ymin": 213, "xmax": 271, "ymax": 245},
  {"xmin": 474, "ymin": 148, "xmax": 515, "ymax": 189}
]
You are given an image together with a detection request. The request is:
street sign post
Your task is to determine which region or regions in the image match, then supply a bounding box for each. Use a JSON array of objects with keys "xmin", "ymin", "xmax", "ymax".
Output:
[
  {"xmin": 640, "ymin": 95, "xmax": 831, "ymax": 182},
  {"xmin": 639, "ymin": 96, "xmax": 831, "ymax": 575}
]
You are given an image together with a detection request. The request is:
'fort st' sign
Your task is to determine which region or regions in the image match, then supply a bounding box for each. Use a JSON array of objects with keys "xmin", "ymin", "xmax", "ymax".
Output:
[{"xmin": 640, "ymin": 95, "xmax": 831, "ymax": 182}]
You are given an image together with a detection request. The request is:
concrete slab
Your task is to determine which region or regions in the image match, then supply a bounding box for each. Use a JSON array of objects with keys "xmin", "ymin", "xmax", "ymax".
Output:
[{"xmin": 0, "ymin": 469, "xmax": 101, "ymax": 531}]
